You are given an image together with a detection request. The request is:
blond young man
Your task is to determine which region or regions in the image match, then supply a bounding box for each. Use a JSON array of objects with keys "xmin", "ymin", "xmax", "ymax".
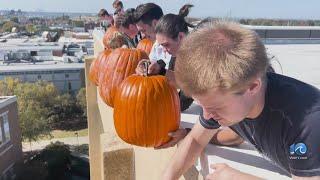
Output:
[{"xmin": 163, "ymin": 21, "xmax": 320, "ymax": 180}]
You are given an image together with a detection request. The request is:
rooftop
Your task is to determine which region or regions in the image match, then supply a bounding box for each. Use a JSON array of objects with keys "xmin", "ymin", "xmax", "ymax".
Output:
[
  {"xmin": 0, "ymin": 96, "xmax": 17, "ymax": 109},
  {"xmin": 245, "ymin": 25, "xmax": 320, "ymax": 30},
  {"xmin": 0, "ymin": 60, "xmax": 84, "ymax": 72},
  {"xmin": 266, "ymin": 44, "xmax": 320, "ymax": 89}
]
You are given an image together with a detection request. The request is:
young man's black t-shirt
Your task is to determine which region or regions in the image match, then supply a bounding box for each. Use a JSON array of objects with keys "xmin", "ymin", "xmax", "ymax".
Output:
[{"xmin": 226, "ymin": 73, "xmax": 320, "ymax": 177}]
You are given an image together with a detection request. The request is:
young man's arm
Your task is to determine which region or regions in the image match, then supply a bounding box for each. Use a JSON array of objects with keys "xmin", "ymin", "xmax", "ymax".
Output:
[
  {"xmin": 156, "ymin": 127, "xmax": 243, "ymax": 149},
  {"xmin": 206, "ymin": 163, "xmax": 263, "ymax": 180},
  {"xmin": 162, "ymin": 122, "xmax": 218, "ymax": 179},
  {"xmin": 210, "ymin": 127, "xmax": 244, "ymax": 146}
]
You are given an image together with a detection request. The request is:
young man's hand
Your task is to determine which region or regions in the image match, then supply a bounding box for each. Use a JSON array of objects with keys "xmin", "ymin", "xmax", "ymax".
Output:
[
  {"xmin": 154, "ymin": 128, "xmax": 188, "ymax": 149},
  {"xmin": 206, "ymin": 163, "xmax": 262, "ymax": 180},
  {"xmin": 147, "ymin": 61, "xmax": 161, "ymax": 75},
  {"xmin": 135, "ymin": 60, "xmax": 161, "ymax": 75},
  {"xmin": 135, "ymin": 59, "xmax": 150, "ymax": 75}
]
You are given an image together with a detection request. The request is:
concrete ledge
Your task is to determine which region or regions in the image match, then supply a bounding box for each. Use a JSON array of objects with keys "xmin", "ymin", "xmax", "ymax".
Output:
[{"xmin": 101, "ymin": 133, "xmax": 134, "ymax": 180}]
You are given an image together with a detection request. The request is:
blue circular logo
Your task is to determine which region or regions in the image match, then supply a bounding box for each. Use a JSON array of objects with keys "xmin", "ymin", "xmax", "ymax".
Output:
[{"xmin": 295, "ymin": 143, "xmax": 307, "ymax": 155}]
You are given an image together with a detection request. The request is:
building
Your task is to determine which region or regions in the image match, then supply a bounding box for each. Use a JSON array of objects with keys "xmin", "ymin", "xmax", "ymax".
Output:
[
  {"xmin": 0, "ymin": 39, "xmax": 64, "ymax": 61},
  {"xmin": 0, "ymin": 96, "xmax": 22, "ymax": 179},
  {"xmin": 0, "ymin": 61, "xmax": 85, "ymax": 93}
]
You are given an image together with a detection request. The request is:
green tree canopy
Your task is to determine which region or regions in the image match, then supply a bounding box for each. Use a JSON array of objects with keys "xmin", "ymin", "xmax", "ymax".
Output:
[{"xmin": 1, "ymin": 21, "xmax": 17, "ymax": 32}]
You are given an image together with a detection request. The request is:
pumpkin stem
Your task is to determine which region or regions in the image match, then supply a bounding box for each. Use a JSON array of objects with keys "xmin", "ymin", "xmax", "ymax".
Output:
[{"xmin": 143, "ymin": 61, "xmax": 150, "ymax": 77}]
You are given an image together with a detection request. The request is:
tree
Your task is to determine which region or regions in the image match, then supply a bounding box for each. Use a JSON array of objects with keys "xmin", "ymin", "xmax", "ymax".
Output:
[
  {"xmin": 13, "ymin": 81, "xmax": 59, "ymax": 142},
  {"xmin": 0, "ymin": 78, "xmax": 58, "ymax": 142},
  {"xmin": 72, "ymin": 20, "xmax": 84, "ymax": 27},
  {"xmin": 76, "ymin": 87, "xmax": 87, "ymax": 116},
  {"xmin": 25, "ymin": 24, "xmax": 36, "ymax": 34},
  {"xmin": 40, "ymin": 142, "xmax": 72, "ymax": 180},
  {"xmin": 0, "ymin": 77, "xmax": 87, "ymax": 143},
  {"xmin": 1, "ymin": 21, "xmax": 16, "ymax": 32},
  {"xmin": 0, "ymin": 77, "xmax": 20, "ymax": 96},
  {"xmin": 10, "ymin": 16, "xmax": 19, "ymax": 23}
]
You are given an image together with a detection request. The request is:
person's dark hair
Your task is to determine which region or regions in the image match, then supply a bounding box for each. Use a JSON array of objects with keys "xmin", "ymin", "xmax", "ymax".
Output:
[
  {"xmin": 134, "ymin": 3, "xmax": 163, "ymax": 25},
  {"xmin": 113, "ymin": 0, "xmax": 123, "ymax": 8},
  {"xmin": 114, "ymin": 8, "xmax": 136, "ymax": 28},
  {"xmin": 155, "ymin": 4, "xmax": 194, "ymax": 39},
  {"xmin": 98, "ymin": 9, "xmax": 110, "ymax": 17}
]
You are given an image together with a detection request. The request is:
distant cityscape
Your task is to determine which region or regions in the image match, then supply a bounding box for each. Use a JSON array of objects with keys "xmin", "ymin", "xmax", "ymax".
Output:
[
  {"xmin": 0, "ymin": 9, "xmax": 100, "ymax": 93},
  {"xmin": 2, "ymin": 9, "xmax": 320, "ymax": 94},
  {"xmin": 0, "ymin": 9, "xmax": 96, "ymax": 18}
]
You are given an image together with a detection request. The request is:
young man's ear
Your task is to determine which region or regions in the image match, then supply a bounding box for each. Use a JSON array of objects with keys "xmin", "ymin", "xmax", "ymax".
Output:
[
  {"xmin": 177, "ymin": 32, "xmax": 186, "ymax": 42},
  {"xmin": 151, "ymin": 19, "xmax": 158, "ymax": 28},
  {"xmin": 247, "ymin": 78, "xmax": 262, "ymax": 95}
]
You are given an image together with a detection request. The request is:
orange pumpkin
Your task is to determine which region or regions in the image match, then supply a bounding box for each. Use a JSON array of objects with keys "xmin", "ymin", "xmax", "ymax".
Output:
[
  {"xmin": 136, "ymin": 38, "xmax": 153, "ymax": 55},
  {"xmin": 103, "ymin": 26, "xmax": 122, "ymax": 49},
  {"xmin": 99, "ymin": 48, "xmax": 148, "ymax": 107},
  {"xmin": 89, "ymin": 49, "xmax": 112, "ymax": 86},
  {"xmin": 113, "ymin": 74, "xmax": 180, "ymax": 147}
]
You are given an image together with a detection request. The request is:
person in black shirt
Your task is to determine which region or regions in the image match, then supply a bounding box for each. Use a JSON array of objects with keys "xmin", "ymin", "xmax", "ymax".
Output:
[{"xmin": 163, "ymin": 21, "xmax": 320, "ymax": 180}]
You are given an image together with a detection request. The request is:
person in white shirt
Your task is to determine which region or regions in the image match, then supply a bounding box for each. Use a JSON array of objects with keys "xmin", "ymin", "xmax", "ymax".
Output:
[{"xmin": 134, "ymin": 3, "xmax": 171, "ymax": 67}]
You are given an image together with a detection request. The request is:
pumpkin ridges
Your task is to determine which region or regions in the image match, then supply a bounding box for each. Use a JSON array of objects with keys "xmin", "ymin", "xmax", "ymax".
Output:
[
  {"xmin": 115, "ymin": 78, "xmax": 129, "ymax": 144},
  {"xmin": 99, "ymin": 48, "xmax": 147, "ymax": 107},
  {"xmin": 141, "ymin": 77, "xmax": 148, "ymax": 147},
  {"xmin": 114, "ymin": 75, "xmax": 180, "ymax": 147},
  {"xmin": 154, "ymin": 77, "xmax": 164, "ymax": 146},
  {"xmin": 129, "ymin": 77, "xmax": 140, "ymax": 145},
  {"xmin": 155, "ymin": 77, "xmax": 173, "ymax": 145},
  {"xmin": 135, "ymin": 78, "xmax": 144, "ymax": 146},
  {"xmin": 147, "ymin": 77, "xmax": 155, "ymax": 146},
  {"xmin": 136, "ymin": 38, "xmax": 153, "ymax": 55},
  {"xmin": 109, "ymin": 50, "xmax": 125, "ymax": 105},
  {"xmin": 89, "ymin": 59, "xmax": 99, "ymax": 84},
  {"xmin": 123, "ymin": 49, "xmax": 132, "ymax": 80},
  {"xmin": 98, "ymin": 51, "xmax": 116, "ymax": 106},
  {"xmin": 89, "ymin": 49, "xmax": 112, "ymax": 86}
]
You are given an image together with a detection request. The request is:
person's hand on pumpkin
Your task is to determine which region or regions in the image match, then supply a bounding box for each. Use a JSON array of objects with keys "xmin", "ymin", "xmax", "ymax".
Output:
[
  {"xmin": 154, "ymin": 128, "xmax": 189, "ymax": 149},
  {"xmin": 135, "ymin": 59, "xmax": 150, "ymax": 75},
  {"xmin": 147, "ymin": 61, "xmax": 161, "ymax": 75},
  {"xmin": 135, "ymin": 60, "xmax": 161, "ymax": 76}
]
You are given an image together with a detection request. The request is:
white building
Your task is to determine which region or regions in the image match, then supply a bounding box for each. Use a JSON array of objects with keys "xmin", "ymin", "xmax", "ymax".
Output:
[{"xmin": 0, "ymin": 61, "xmax": 85, "ymax": 93}]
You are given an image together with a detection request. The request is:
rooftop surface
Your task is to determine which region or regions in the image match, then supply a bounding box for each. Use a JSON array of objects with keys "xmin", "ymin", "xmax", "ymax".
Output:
[
  {"xmin": 0, "ymin": 96, "xmax": 17, "ymax": 109},
  {"xmin": 0, "ymin": 60, "xmax": 85, "ymax": 72},
  {"xmin": 266, "ymin": 44, "xmax": 320, "ymax": 89}
]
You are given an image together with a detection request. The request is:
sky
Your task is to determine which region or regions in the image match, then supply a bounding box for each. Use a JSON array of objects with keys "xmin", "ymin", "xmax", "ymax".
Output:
[{"xmin": 1, "ymin": 0, "xmax": 320, "ymax": 20}]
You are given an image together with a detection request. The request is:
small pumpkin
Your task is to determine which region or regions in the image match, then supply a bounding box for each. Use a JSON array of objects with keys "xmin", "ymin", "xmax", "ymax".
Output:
[
  {"xmin": 89, "ymin": 49, "xmax": 112, "ymax": 86},
  {"xmin": 103, "ymin": 26, "xmax": 135, "ymax": 49},
  {"xmin": 136, "ymin": 38, "xmax": 153, "ymax": 55},
  {"xmin": 113, "ymin": 74, "xmax": 180, "ymax": 147},
  {"xmin": 98, "ymin": 48, "xmax": 148, "ymax": 107}
]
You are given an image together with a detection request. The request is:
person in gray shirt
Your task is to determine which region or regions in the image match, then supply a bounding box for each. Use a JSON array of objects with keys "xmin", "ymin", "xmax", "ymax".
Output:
[{"xmin": 163, "ymin": 21, "xmax": 320, "ymax": 180}]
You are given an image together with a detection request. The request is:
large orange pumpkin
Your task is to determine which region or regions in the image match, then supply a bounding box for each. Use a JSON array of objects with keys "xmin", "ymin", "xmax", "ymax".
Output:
[
  {"xmin": 99, "ymin": 48, "xmax": 148, "ymax": 107},
  {"xmin": 136, "ymin": 38, "xmax": 153, "ymax": 55},
  {"xmin": 89, "ymin": 49, "xmax": 112, "ymax": 86},
  {"xmin": 113, "ymin": 74, "xmax": 180, "ymax": 147}
]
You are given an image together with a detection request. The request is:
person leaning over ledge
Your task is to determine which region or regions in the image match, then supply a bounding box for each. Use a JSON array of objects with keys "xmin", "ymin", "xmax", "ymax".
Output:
[
  {"xmin": 98, "ymin": 9, "xmax": 114, "ymax": 31},
  {"xmin": 163, "ymin": 21, "xmax": 320, "ymax": 180}
]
